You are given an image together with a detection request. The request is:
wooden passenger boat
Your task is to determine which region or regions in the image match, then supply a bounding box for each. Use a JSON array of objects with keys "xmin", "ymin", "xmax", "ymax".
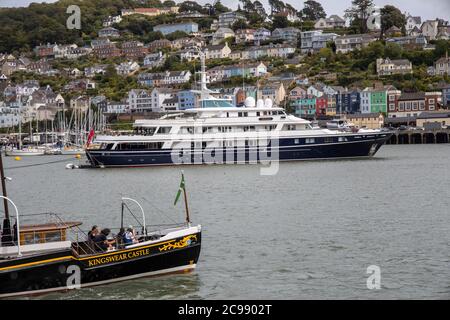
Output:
[{"xmin": 0, "ymin": 154, "xmax": 200, "ymax": 298}]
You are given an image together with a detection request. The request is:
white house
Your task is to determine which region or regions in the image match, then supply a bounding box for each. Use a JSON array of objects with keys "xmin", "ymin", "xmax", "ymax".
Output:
[
  {"xmin": 0, "ymin": 104, "xmax": 20, "ymax": 128},
  {"xmin": 254, "ymin": 28, "xmax": 271, "ymax": 44},
  {"xmin": 151, "ymin": 87, "xmax": 178, "ymax": 112},
  {"xmin": 360, "ymin": 88, "xmax": 372, "ymax": 113},
  {"xmin": 106, "ymin": 101, "xmax": 129, "ymax": 114},
  {"xmin": 53, "ymin": 44, "xmax": 78, "ymax": 59},
  {"xmin": 307, "ymin": 85, "xmax": 324, "ymax": 98},
  {"xmin": 143, "ymin": 52, "xmax": 166, "ymax": 68},
  {"xmin": 163, "ymin": 70, "xmax": 192, "ymax": 85},
  {"xmin": 128, "ymin": 89, "xmax": 152, "ymax": 112},
  {"xmin": 204, "ymin": 42, "xmax": 232, "ymax": 60},
  {"xmin": 421, "ymin": 20, "xmax": 439, "ymax": 40},
  {"xmin": 180, "ymin": 48, "xmax": 201, "ymax": 61},
  {"xmin": 16, "ymin": 81, "xmax": 40, "ymax": 96},
  {"xmin": 406, "ymin": 16, "xmax": 422, "ymax": 33},
  {"xmin": 115, "ymin": 61, "xmax": 140, "ymax": 76},
  {"xmin": 85, "ymin": 64, "xmax": 108, "ymax": 77},
  {"xmin": 314, "ymin": 15, "xmax": 346, "ymax": 29}
]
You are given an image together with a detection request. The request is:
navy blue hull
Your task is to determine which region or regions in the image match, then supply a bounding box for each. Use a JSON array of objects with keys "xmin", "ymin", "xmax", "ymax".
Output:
[{"xmin": 86, "ymin": 133, "xmax": 391, "ymax": 167}]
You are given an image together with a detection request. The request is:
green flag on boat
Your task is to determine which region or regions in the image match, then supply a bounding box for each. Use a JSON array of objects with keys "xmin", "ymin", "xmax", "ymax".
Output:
[{"xmin": 174, "ymin": 173, "xmax": 185, "ymax": 206}]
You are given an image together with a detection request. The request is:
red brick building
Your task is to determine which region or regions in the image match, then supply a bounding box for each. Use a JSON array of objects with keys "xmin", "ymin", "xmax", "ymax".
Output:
[
  {"xmin": 147, "ymin": 39, "xmax": 172, "ymax": 52},
  {"xmin": 121, "ymin": 41, "xmax": 148, "ymax": 59},
  {"xmin": 424, "ymin": 92, "xmax": 442, "ymax": 111},
  {"xmin": 34, "ymin": 44, "xmax": 55, "ymax": 58},
  {"xmin": 93, "ymin": 43, "xmax": 122, "ymax": 59},
  {"xmin": 390, "ymin": 91, "xmax": 443, "ymax": 118}
]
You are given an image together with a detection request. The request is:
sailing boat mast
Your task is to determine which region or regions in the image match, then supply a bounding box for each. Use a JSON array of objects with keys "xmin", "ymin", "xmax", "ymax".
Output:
[
  {"xmin": 0, "ymin": 152, "xmax": 12, "ymax": 246},
  {"xmin": 18, "ymin": 99, "xmax": 22, "ymax": 150},
  {"xmin": 182, "ymin": 172, "xmax": 190, "ymax": 225},
  {"xmin": 0, "ymin": 153, "xmax": 9, "ymax": 220}
]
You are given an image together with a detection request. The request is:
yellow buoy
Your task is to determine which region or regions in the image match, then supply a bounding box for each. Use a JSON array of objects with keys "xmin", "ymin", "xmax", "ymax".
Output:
[
  {"xmin": 75, "ymin": 154, "xmax": 81, "ymax": 159},
  {"xmin": 14, "ymin": 156, "xmax": 21, "ymax": 161}
]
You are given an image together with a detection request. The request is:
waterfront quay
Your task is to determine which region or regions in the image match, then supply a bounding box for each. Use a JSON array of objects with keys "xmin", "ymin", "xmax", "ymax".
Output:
[{"xmin": 386, "ymin": 128, "xmax": 450, "ymax": 144}]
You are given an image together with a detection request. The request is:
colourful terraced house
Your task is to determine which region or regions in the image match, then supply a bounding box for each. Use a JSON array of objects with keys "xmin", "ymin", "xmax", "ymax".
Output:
[
  {"xmin": 370, "ymin": 89, "xmax": 387, "ymax": 114},
  {"xmin": 291, "ymin": 96, "xmax": 316, "ymax": 118},
  {"xmin": 361, "ymin": 86, "xmax": 391, "ymax": 114}
]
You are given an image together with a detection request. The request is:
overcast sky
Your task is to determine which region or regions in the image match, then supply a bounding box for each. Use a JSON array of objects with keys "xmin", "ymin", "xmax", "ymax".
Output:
[{"xmin": 1, "ymin": 0, "xmax": 449, "ymax": 21}]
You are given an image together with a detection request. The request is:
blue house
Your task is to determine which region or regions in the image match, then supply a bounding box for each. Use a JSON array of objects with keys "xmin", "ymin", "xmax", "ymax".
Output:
[
  {"xmin": 177, "ymin": 90, "xmax": 197, "ymax": 110},
  {"xmin": 154, "ymin": 22, "xmax": 199, "ymax": 36},
  {"xmin": 442, "ymin": 85, "xmax": 450, "ymax": 107},
  {"xmin": 336, "ymin": 90, "xmax": 361, "ymax": 114}
]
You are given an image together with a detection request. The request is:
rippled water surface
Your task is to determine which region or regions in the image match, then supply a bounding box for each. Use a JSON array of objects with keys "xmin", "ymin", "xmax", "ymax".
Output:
[{"xmin": 3, "ymin": 144, "xmax": 450, "ymax": 299}]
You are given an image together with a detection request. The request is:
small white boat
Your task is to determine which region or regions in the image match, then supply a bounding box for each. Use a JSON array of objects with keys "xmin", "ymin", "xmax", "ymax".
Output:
[
  {"xmin": 326, "ymin": 120, "xmax": 357, "ymax": 132},
  {"xmin": 44, "ymin": 147, "xmax": 63, "ymax": 155},
  {"xmin": 60, "ymin": 147, "xmax": 85, "ymax": 155},
  {"xmin": 5, "ymin": 147, "xmax": 45, "ymax": 156}
]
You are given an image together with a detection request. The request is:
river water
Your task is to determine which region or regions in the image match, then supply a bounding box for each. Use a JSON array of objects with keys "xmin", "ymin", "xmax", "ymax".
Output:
[{"xmin": 3, "ymin": 144, "xmax": 450, "ymax": 300}]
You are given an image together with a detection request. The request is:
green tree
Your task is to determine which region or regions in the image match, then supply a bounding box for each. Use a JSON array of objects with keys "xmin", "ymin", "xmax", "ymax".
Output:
[
  {"xmin": 271, "ymin": 15, "xmax": 289, "ymax": 29},
  {"xmin": 165, "ymin": 31, "xmax": 189, "ymax": 41},
  {"xmin": 213, "ymin": 1, "xmax": 231, "ymax": 14},
  {"xmin": 162, "ymin": 0, "xmax": 176, "ymax": 7},
  {"xmin": 178, "ymin": 1, "xmax": 204, "ymax": 13},
  {"xmin": 344, "ymin": 0, "xmax": 374, "ymax": 34},
  {"xmin": 384, "ymin": 42, "xmax": 403, "ymax": 59},
  {"xmin": 302, "ymin": 0, "xmax": 326, "ymax": 21},
  {"xmin": 231, "ymin": 19, "xmax": 249, "ymax": 31},
  {"xmin": 380, "ymin": 5, "xmax": 406, "ymax": 38}
]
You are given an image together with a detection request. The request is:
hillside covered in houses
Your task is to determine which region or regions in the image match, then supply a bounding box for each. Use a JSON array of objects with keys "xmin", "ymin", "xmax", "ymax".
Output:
[{"xmin": 1, "ymin": 0, "xmax": 450, "ymax": 132}]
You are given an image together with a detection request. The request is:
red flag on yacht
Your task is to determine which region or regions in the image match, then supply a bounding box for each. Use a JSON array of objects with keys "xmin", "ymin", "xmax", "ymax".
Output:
[{"xmin": 86, "ymin": 129, "xmax": 95, "ymax": 147}]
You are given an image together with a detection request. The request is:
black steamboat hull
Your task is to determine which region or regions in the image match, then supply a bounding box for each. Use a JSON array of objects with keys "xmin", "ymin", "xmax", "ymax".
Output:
[
  {"xmin": 86, "ymin": 133, "xmax": 392, "ymax": 167},
  {"xmin": 0, "ymin": 232, "xmax": 201, "ymax": 298}
]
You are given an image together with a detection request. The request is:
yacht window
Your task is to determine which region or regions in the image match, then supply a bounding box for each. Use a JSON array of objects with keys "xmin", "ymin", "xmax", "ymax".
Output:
[
  {"xmin": 256, "ymin": 112, "xmax": 260, "ymax": 116},
  {"xmin": 324, "ymin": 137, "xmax": 334, "ymax": 143},
  {"xmin": 156, "ymin": 127, "xmax": 171, "ymax": 134},
  {"xmin": 143, "ymin": 127, "xmax": 156, "ymax": 135},
  {"xmin": 222, "ymin": 140, "xmax": 234, "ymax": 147},
  {"xmin": 219, "ymin": 126, "xmax": 233, "ymax": 133},
  {"xmin": 118, "ymin": 142, "xmax": 163, "ymax": 150},
  {"xmin": 286, "ymin": 124, "xmax": 296, "ymax": 131},
  {"xmin": 294, "ymin": 139, "xmax": 300, "ymax": 144},
  {"xmin": 185, "ymin": 127, "xmax": 195, "ymax": 134},
  {"xmin": 338, "ymin": 137, "xmax": 348, "ymax": 142},
  {"xmin": 305, "ymin": 138, "xmax": 315, "ymax": 144}
]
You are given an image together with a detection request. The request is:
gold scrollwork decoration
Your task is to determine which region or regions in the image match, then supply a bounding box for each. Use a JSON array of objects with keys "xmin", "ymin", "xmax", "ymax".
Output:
[{"xmin": 159, "ymin": 235, "xmax": 197, "ymax": 252}]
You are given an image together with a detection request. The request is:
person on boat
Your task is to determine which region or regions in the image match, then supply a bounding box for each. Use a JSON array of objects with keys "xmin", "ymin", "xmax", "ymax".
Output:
[
  {"xmin": 93, "ymin": 228, "xmax": 116, "ymax": 252},
  {"xmin": 88, "ymin": 225, "xmax": 99, "ymax": 241},
  {"xmin": 123, "ymin": 227, "xmax": 138, "ymax": 245},
  {"xmin": 13, "ymin": 223, "xmax": 17, "ymax": 244},
  {"xmin": 116, "ymin": 227, "xmax": 125, "ymax": 248}
]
